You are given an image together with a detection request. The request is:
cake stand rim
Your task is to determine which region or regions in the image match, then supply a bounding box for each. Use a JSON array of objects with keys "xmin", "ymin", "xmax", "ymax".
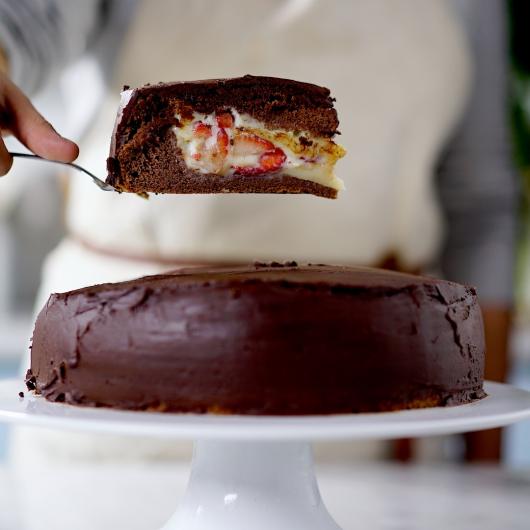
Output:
[{"xmin": 0, "ymin": 379, "xmax": 529, "ymax": 441}]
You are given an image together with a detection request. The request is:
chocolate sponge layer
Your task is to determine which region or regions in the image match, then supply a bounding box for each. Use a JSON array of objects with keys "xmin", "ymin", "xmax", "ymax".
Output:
[
  {"xmin": 106, "ymin": 75, "xmax": 340, "ymax": 197},
  {"xmin": 27, "ymin": 264, "xmax": 486, "ymax": 415}
]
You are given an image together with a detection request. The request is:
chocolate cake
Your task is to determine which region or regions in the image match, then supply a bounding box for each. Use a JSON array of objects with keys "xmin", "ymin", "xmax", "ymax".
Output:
[
  {"xmin": 26, "ymin": 264, "xmax": 486, "ymax": 415},
  {"xmin": 106, "ymin": 75, "xmax": 346, "ymax": 198}
]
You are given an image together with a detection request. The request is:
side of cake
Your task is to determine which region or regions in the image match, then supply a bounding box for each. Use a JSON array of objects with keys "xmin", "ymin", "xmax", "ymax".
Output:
[
  {"xmin": 106, "ymin": 75, "xmax": 346, "ymax": 198},
  {"xmin": 26, "ymin": 264, "xmax": 486, "ymax": 415}
]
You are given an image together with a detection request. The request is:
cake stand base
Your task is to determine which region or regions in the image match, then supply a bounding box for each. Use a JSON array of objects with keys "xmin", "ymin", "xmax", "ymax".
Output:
[
  {"xmin": 1, "ymin": 380, "xmax": 530, "ymax": 530},
  {"xmin": 162, "ymin": 440, "xmax": 339, "ymax": 530}
]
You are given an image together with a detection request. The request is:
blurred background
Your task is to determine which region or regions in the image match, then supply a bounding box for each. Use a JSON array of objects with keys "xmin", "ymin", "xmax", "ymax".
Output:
[{"xmin": 1, "ymin": 0, "xmax": 530, "ymax": 528}]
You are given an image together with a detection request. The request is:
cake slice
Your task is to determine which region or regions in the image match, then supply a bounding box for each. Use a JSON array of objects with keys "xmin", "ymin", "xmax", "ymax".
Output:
[{"xmin": 106, "ymin": 75, "xmax": 346, "ymax": 198}]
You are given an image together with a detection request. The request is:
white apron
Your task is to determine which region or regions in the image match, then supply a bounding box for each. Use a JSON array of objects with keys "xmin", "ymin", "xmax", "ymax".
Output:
[{"xmin": 13, "ymin": 4, "xmax": 471, "ymax": 528}]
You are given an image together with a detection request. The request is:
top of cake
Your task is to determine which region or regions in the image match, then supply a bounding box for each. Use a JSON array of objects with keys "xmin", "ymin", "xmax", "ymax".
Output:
[
  {"xmin": 111, "ymin": 75, "xmax": 339, "ymax": 148},
  {"xmin": 57, "ymin": 262, "xmax": 474, "ymax": 301}
]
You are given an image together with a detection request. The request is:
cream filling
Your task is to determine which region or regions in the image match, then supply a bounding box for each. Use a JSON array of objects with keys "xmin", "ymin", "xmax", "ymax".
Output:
[{"xmin": 172, "ymin": 109, "xmax": 345, "ymax": 191}]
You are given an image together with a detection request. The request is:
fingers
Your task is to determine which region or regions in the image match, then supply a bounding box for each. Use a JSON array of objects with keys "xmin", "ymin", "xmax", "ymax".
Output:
[
  {"xmin": 4, "ymin": 78, "xmax": 79, "ymax": 163},
  {"xmin": 0, "ymin": 136, "xmax": 13, "ymax": 176}
]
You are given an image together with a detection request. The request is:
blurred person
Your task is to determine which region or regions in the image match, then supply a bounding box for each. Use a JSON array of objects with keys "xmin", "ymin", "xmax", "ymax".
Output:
[{"xmin": 0, "ymin": 0, "xmax": 516, "ymax": 483}]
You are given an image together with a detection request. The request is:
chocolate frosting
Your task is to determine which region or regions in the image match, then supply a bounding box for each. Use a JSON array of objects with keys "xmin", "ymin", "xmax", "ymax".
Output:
[{"xmin": 27, "ymin": 264, "xmax": 486, "ymax": 414}]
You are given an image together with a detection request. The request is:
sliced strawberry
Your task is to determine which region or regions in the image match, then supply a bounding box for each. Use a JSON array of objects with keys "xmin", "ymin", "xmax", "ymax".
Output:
[
  {"xmin": 260, "ymin": 148, "xmax": 286, "ymax": 172},
  {"xmin": 231, "ymin": 132, "xmax": 286, "ymax": 175},
  {"xmin": 216, "ymin": 111, "xmax": 234, "ymax": 129},
  {"xmin": 193, "ymin": 121, "xmax": 212, "ymax": 138},
  {"xmin": 189, "ymin": 121, "xmax": 230, "ymax": 173},
  {"xmin": 233, "ymin": 148, "xmax": 286, "ymax": 175},
  {"xmin": 216, "ymin": 128, "xmax": 229, "ymax": 157},
  {"xmin": 232, "ymin": 133, "xmax": 275, "ymax": 157}
]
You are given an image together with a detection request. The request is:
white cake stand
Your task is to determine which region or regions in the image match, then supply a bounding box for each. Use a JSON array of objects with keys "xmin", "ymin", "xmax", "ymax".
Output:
[{"xmin": 1, "ymin": 378, "xmax": 530, "ymax": 530}]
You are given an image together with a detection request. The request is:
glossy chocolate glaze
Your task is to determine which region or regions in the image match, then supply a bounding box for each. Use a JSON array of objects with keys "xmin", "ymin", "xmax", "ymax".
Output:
[{"xmin": 27, "ymin": 264, "xmax": 486, "ymax": 414}]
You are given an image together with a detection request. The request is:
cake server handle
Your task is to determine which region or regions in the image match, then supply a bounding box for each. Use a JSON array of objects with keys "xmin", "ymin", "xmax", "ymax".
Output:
[{"xmin": 9, "ymin": 152, "xmax": 117, "ymax": 192}]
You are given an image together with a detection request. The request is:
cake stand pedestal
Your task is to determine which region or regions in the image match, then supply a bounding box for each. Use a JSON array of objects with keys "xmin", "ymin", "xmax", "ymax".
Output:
[
  {"xmin": 1, "ymin": 379, "xmax": 530, "ymax": 530},
  {"xmin": 163, "ymin": 440, "xmax": 339, "ymax": 530}
]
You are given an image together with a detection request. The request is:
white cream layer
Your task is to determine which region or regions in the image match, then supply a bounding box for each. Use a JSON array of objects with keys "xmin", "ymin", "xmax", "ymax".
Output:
[{"xmin": 172, "ymin": 109, "xmax": 345, "ymax": 191}]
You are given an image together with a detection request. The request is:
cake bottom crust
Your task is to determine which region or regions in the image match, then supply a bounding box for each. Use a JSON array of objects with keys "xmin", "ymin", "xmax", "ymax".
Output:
[
  {"xmin": 26, "ymin": 374, "xmax": 486, "ymax": 415},
  {"xmin": 123, "ymin": 173, "xmax": 338, "ymax": 199}
]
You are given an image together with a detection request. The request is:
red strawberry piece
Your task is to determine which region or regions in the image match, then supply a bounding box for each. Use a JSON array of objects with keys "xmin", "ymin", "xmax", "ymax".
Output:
[
  {"xmin": 260, "ymin": 148, "xmax": 286, "ymax": 172},
  {"xmin": 216, "ymin": 112, "xmax": 234, "ymax": 129},
  {"xmin": 193, "ymin": 121, "xmax": 212, "ymax": 138},
  {"xmin": 233, "ymin": 147, "xmax": 286, "ymax": 175},
  {"xmin": 232, "ymin": 133, "xmax": 275, "ymax": 157},
  {"xmin": 217, "ymin": 128, "xmax": 229, "ymax": 157}
]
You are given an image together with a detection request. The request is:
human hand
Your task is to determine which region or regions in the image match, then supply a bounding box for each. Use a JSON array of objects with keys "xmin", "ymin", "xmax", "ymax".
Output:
[{"xmin": 0, "ymin": 71, "xmax": 79, "ymax": 176}]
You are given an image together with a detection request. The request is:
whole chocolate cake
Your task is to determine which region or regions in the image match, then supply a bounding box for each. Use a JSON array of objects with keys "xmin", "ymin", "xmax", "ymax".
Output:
[
  {"xmin": 106, "ymin": 75, "xmax": 346, "ymax": 198},
  {"xmin": 26, "ymin": 264, "xmax": 486, "ymax": 414}
]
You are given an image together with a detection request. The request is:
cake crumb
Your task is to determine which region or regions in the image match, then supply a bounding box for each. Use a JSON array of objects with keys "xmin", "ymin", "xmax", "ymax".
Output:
[
  {"xmin": 254, "ymin": 260, "xmax": 298, "ymax": 268},
  {"xmin": 25, "ymin": 371, "xmax": 37, "ymax": 391}
]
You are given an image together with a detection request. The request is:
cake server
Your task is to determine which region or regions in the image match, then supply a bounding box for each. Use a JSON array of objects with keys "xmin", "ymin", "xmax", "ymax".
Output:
[{"xmin": 10, "ymin": 152, "xmax": 116, "ymax": 192}]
